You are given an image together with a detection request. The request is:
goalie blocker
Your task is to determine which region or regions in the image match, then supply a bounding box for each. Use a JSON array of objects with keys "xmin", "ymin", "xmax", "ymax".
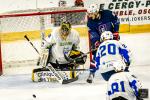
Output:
[{"xmin": 32, "ymin": 50, "xmax": 87, "ymax": 84}]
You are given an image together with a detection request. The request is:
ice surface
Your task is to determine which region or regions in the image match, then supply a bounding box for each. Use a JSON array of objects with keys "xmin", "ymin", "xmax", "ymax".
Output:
[
  {"xmin": 1, "ymin": 33, "xmax": 150, "ymax": 100},
  {"xmin": 0, "ymin": 66, "xmax": 149, "ymax": 100},
  {"xmin": 1, "ymin": 0, "xmax": 150, "ymax": 99}
]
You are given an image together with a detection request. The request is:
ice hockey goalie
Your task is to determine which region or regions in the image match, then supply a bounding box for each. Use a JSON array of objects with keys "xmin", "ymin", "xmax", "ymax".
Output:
[{"xmin": 32, "ymin": 21, "xmax": 87, "ymax": 84}]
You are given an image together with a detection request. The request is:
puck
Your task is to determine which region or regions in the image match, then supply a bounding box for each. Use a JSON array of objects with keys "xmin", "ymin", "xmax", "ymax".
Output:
[{"xmin": 33, "ymin": 94, "xmax": 36, "ymax": 98}]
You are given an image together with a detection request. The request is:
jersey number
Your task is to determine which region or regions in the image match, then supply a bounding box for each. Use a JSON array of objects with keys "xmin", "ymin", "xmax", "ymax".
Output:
[
  {"xmin": 100, "ymin": 43, "xmax": 116, "ymax": 57},
  {"xmin": 108, "ymin": 81, "xmax": 125, "ymax": 95}
]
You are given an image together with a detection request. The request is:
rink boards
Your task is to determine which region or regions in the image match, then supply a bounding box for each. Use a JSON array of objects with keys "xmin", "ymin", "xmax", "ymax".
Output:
[{"xmin": 1, "ymin": 24, "xmax": 150, "ymax": 43}]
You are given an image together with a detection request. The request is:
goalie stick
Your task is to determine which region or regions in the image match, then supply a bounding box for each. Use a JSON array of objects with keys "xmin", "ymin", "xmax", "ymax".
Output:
[
  {"xmin": 24, "ymin": 35, "xmax": 39, "ymax": 54},
  {"xmin": 46, "ymin": 63, "xmax": 64, "ymax": 83},
  {"xmin": 24, "ymin": 35, "xmax": 64, "ymax": 83}
]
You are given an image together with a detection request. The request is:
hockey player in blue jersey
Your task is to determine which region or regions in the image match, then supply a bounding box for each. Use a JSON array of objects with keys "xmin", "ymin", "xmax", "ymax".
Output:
[
  {"xmin": 95, "ymin": 31, "xmax": 131, "ymax": 81},
  {"xmin": 86, "ymin": 4, "xmax": 120, "ymax": 83}
]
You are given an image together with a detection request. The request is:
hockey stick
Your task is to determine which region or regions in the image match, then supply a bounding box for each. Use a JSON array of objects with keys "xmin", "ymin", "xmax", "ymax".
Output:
[
  {"xmin": 84, "ymin": 48, "xmax": 97, "ymax": 55},
  {"xmin": 46, "ymin": 63, "xmax": 64, "ymax": 83},
  {"xmin": 24, "ymin": 35, "xmax": 39, "ymax": 54},
  {"xmin": 57, "ymin": 68, "xmax": 89, "ymax": 71},
  {"xmin": 56, "ymin": 59, "xmax": 89, "ymax": 71}
]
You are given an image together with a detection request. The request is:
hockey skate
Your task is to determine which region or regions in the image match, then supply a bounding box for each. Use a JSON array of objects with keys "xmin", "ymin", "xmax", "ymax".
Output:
[{"xmin": 86, "ymin": 72, "xmax": 95, "ymax": 83}]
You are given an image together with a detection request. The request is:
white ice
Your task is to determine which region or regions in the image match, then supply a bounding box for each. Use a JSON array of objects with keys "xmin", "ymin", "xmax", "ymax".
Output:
[{"xmin": 1, "ymin": 33, "xmax": 150, "ymax": 100}]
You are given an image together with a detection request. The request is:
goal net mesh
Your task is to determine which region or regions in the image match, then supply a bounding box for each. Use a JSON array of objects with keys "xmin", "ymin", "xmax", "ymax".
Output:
[
  {"xmin": 1, "ymin": 7, "xmax": 86, "ymax": 33},
  {"xmin": 0, "ymin": 7, "xmax": 88, "ymax": 75}
]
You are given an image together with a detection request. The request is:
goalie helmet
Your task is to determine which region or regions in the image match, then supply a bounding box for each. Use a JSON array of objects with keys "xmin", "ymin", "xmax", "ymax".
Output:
[
  {"xmin": 87, "ymin": 4, "xmax": 99, "ymax": 13},
  {"xmin": 60, "ymin": 21, "xmax": 71, "ymax": 33},
  {"xmin": 100, "ymin": 31, "xmax": 113, "ymax": 41},
  {"xmin": 60, "ymin": 21, "xmax": 71, "ymax": 39}
]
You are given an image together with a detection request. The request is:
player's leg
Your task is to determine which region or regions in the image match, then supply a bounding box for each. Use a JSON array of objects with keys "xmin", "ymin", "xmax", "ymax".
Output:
[
  {"xmin": 86, "ymin": 32, "xmax": 100, "ymax": 83},
  {"xmin": 86, "ymin": 48, "xmax": 97, "ymax": 83}
]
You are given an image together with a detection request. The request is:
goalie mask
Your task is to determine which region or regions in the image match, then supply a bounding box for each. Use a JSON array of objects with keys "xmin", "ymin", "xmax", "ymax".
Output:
[{"xmin": 60, "ymin": 21, "xmax": 71, "ymax": 39}]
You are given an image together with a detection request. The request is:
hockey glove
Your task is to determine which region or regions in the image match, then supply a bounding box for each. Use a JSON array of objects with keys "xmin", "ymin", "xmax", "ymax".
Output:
[
  {"xmin": 113, "ymin": 32, "xmax": 120, "ymax": 40},
  {"xmin": 94, "ymin": 41, "xmax": 100, "ymax": 48},
  {"xmin": 124, "ymin": 62, "xmax": 130, "ymax": 71},
  {"xmin": 89, "ymin": 61, "xmax": 99, "ymax": 73}
]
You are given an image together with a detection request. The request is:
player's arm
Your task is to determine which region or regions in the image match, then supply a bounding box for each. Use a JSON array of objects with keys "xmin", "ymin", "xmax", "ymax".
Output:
[
  {"xmin": 111, "ymin": 12, "xmax": 120, "ymax": 32},
  {"xmin": 128, "ymin": 73, "xmax": 143, "ymax": 99},
  {"xmin": 87, "ymin": 21, "xmax": 100, "ymax": 49},
  {"xmin": 110, "ymin": 11, "xmax": 120, "ymax": 40},
  {"xmin": 118, "ymin": 43, "xmax": 131, "ymax": 68},
  {"xmin": 44, "ymin": 30, "xmax": 56, "ymax": 49}
]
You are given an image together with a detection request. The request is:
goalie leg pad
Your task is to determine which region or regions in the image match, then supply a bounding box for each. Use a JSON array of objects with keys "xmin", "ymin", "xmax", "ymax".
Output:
[
  {"xmin": 32, "ymin": 68, "xmax": 58, "ymax": 82},
  {"xmin": 32, "ymin": 67, "xmax": 80, "ymax": 83},
  {"xmin": 39, "ymin": 49, "xmax": 49, "ymax": 67}
]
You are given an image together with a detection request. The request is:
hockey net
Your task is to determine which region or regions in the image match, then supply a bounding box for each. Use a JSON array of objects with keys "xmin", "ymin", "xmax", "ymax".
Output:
[{"xmin": 0, "ymin": 7, "xmax": 89, "ymax": 75}]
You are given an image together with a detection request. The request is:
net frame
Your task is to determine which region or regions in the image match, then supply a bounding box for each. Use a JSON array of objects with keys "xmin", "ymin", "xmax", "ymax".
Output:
[{"xmin": 0, "ymin": 7, "xmax": 87, "ymax": 75}]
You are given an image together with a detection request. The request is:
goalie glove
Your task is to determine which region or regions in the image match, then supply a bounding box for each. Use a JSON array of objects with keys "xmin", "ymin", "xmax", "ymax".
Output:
[{"xmin": 64, "ymin": 50, "xmax": 87, "ymax": 65}]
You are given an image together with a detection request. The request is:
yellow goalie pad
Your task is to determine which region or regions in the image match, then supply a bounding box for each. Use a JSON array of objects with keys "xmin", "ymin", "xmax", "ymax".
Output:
[{"xmin": 32, "ymin": 67, "xmax": 80, "ymax": 83}]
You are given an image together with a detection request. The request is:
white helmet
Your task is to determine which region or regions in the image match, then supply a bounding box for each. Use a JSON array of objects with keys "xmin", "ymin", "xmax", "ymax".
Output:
[
  {"xmin": 101, "ymin": 31, "xmax": 113, "ymax": 41},
  {"xmin": 113, "ymin": 61, "xmax": 126, "ymax": 72},
  {"xmin": 87, "ymin": 4, "xmax": 99, "ymax": 13}
]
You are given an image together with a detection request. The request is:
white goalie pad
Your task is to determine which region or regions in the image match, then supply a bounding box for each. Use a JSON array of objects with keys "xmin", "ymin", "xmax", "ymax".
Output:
[{"xmin": 39, "ymin": 49, "xmax": 49, "ymax": 67}]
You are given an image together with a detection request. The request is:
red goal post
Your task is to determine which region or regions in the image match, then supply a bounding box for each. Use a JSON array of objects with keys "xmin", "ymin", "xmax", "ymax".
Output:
[
  {"xmin": 0, "ymin": 42, "xmax": 2, "ymax": 75},
  {"xmin": 0, "ymin": 7, "xmax": 88, "ymax": 75}
]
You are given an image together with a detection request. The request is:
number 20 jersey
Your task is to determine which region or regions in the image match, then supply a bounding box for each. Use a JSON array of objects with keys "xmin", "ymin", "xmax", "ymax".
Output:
[{"xmin": 95, "ymin": 40, "xmax": 131, "ymax": 73}]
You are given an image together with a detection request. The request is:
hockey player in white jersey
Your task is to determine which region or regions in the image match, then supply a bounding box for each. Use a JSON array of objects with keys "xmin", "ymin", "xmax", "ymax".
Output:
[
  {"xmin": 107, "ymin": 69, "xmax": 142, "ymax": 100},
  {"xmin": 93, "ymin": 31, "xmax": 131, "ymax": 81}
]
